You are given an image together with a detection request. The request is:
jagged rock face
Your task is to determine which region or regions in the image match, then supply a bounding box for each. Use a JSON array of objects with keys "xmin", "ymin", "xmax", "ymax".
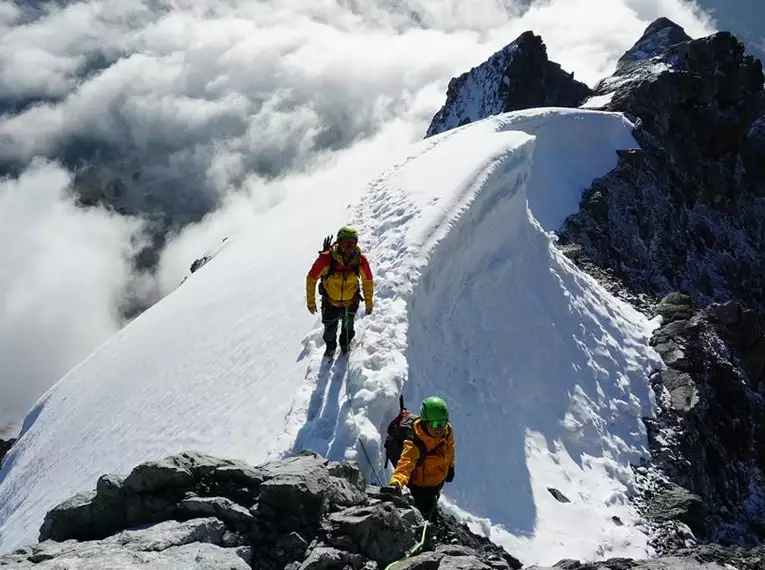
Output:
[
  {"xmin": 613, "ymin": 17, "xmax": 694, "ymax": 73},
  {"xmin": 560, "ymin": 20, "xmax": 765, "ymax": 317},
  {"xmin": 0, "ymin": 439, "xmax": 14, "ymax": 467},
  {"xmin": 644, "ymin": 295, "xmax": 765, "ymax": 545},
  {"xmin": 1, "ymin": 451, "xmax": 522, "ymax": 570},
  {"xmin": 425, "ymin": 31, "xmax": 591, "ymax": 137}
]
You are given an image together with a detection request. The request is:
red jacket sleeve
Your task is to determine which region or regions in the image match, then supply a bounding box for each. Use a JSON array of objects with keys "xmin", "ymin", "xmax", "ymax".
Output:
[{"xmin": 306, "ymin": 254, "xmax": 331, "ymax": 307}]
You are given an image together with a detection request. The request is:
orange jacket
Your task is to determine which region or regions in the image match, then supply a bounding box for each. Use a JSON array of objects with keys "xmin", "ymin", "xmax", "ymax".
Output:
[
  {"xmin": 389, "ymin": 419, "xmax": 455, "ymax": 488},
  {"xmin": 306, "ymin": 245, "xmax": 374, "ymax": 310}
]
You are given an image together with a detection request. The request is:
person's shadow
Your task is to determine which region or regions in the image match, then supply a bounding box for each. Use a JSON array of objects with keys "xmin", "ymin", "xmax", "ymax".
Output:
[{"xmin": 291, "ymin": 357, "xmax": 349, "ymax": 458}]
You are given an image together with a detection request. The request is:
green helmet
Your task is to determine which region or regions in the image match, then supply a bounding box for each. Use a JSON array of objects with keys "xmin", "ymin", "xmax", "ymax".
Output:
[
  {"xmin": 420, "ymin": 396, "xmax": 449, "ymax": 422},
  {"xmin": 336, "ymin": 226, "xmax": 358, "ymax": 241}
]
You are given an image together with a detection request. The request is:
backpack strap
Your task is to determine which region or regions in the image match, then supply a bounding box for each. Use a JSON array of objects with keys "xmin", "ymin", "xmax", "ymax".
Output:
[
  {"xmin": 412, "ymin": 436, "xmax": 429, "ymax": 467},
  {"xmin": 410, "ymin": 433, "xmax": 445, "ymax": 467},
  {"xmin": 320, "ymin": 246, "xmax": 363, "ymax": 302}
]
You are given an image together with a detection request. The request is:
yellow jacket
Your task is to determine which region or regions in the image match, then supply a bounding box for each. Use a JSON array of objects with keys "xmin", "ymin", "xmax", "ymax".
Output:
[
  {"xmin": 389, "ymin": 419, "xmax": 455, "ymax": 488},
  {"xmin": 306, "ymin": 245, "xmax": 374, "ymax": 310}
]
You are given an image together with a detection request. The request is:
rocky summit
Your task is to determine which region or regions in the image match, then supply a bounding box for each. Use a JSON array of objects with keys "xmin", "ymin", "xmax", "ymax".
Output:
[{"xmin": 425, "ymin": 31, "xmax": 591, "ymax": 138}]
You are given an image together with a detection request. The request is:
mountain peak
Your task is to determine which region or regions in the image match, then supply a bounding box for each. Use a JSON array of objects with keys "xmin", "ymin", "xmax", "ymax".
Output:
[
  {"xmin": 616, "ymin": 17, "xmax": 691, "ymax": 71},
  {"xmin": 425, "ymin": 31, "xmax": 591, "ymax": 137}
]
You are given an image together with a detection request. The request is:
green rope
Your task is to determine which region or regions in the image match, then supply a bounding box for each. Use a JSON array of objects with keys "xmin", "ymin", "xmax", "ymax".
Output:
[
  {"xmin": 342, "ymin": 306, "xmax": 385, "ymax": 487},
  {"xmin": 383, "ymin": 521, "xmax": 430, "ymax": 570},
  {"xmin": 383, "ymin": 500, "xmax": 439, "ymax": 570}
]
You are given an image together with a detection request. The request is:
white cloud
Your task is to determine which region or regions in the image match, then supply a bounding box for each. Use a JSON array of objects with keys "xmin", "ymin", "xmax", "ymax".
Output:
[
  {"xmin": 0, "ymin": 160, "xmax": 144, "ymax": 428},
  {"xmin": 0, "ymin": 0, "xmax": 715, "ymax": 428}
]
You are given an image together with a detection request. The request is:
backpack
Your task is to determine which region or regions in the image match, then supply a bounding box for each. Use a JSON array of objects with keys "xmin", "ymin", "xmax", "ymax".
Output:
[
  {"xmin": 384, "ymin": 395, "xmax": 443, "ymax": 468},
  {"xmin": 317, "ymin": 235, "xmax": 362, "ymax": 300}
]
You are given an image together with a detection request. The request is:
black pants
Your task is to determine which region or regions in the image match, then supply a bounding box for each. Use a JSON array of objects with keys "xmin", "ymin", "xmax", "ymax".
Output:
[
  {"xmin": 407, "ymin": 483, "xmax": 443, "ymax": 520},
  {"xmin": 321, "ymin": 299, "xmax": 358, "ymax": 351}
]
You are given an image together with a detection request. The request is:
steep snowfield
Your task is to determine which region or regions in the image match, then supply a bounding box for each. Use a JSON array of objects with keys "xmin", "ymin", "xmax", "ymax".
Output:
[{"xmin": 0, "ymin": 109, "xmax": 661, "ymax": 565}]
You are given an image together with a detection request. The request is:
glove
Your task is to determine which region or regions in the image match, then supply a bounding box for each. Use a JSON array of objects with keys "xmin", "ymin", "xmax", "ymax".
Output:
[
  {"xmin": 446, "ymin": 466, "xmax": 454, "ymax": 483},
  {"xmin": 380, "ymin": 484, "xmax": 401, "ymax": 496},
  {"xmin": 365, "ymin": 304, "xmax": 373, "ymax": 315},
  {"xmin": 307, "ymin": 304, "xmax": 317, "ymax": 315}
]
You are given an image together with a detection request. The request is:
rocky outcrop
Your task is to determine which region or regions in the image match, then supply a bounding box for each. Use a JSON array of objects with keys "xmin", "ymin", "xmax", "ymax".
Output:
[
  {"xmin": 559, "ymin": 19, "xmax": 765, "ymax": 317},
  {"xmin": 0, "ymin": 438, "xmax": 15, "ymax": 467},
  {"xmin": 425, "ymin": 31, "xmax": 591, "ymax": 137},
  {"xmin": 0, "ymin": 451, "xmax": 522, "ymax": 570},
  {"xmin": 4, "ymin": 450, "xmax": 765, "ymax": 568},
  {"xmin": 641, "ymin": 294, "xmax": 765, "ymax": 546},
  {"xmin": 528, "ymin": 544, "xmax": 765, "ymax": 570}
]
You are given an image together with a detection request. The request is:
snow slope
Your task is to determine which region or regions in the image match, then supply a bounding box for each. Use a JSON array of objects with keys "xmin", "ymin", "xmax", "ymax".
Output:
[{"xmin": 0, "ymin": 108, "xmax": 661, "ymax": 565}]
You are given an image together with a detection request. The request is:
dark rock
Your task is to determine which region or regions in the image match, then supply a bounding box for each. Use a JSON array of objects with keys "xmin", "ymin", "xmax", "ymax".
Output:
[
  {"xmin": 393, "ymin": 551, "xmax": 444, "ymax": 570},
  {"xmin": 656, "ymin": 293, "xmax": 695, "ymax": 324},
  {"xmin": 546, "ymin": 488, "xmax": 571, "ymax": 503},
  {"xmin": 644, "ymin": 484, "xmax": 704, "ymax": 531},
  {"xmin": 2, "ymin": 518, "xmax": 250, "ymax": 569},
  {"xmin": 122, "ymin": 453, "xmax": 199, "ymax": 493},
  {"xmin": 552, "ymin": 560, "xmax": 582, "ymax": 569},
  {"xmin": 641, "ymin": 300, "xmax": 765, "ymax": 546},
  {"xmin": 426, "ymin": 31, "xmax": 591, "ymax": 137},
  {"xmin": 614, "ymin": 18, "xmax": 691, "ymax": 73},
  {"xmin": 21, "ymin": 452, "xmax": 525, "ymax": 570},
  {"xmin": 559, "ymin": 19, "xmax": 765, "ymax": 319},
  {"xmin": 659, "ymin": 369, "xmax": 699, "ymax": 412},
  {"xmin": 327, "ymin": 503, "xmax": 414, "ymax": 564},
  {"xmin": 0, "ymin": 438, "xmax": 15, "ymax": 467},
  {"xmin": 178, "ymin": 496, "xmax": 255, "ymax": 527},
  {"xmin": 439, "ymin": 555, "xmax": 491, "ymax": 570},
  {"xmin": 436, "ymin": 545, "xmax": 475, "ymax": 557},
  {"xmin": 299, "ymin": 546, "xmax": 365, "ymax": 570}
]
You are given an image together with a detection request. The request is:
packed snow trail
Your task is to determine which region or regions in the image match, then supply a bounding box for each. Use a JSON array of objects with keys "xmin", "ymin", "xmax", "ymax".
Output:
[
  {"xmin": 0, "ymin": 108, "xmax": 661, "ymax": 566},
  {"xmin": 315, "ymin": 109, "xmax": 662, "ymax": 563}
]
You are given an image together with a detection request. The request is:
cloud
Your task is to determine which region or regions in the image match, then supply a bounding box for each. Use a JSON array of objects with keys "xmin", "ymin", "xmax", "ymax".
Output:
[
  {"xmin": 0, "ymin": 0, "xmax": 715, "ymax": 428},
  {"xmin": 0, "ymin": 160, "xmax": 144, "ymax": 428}
]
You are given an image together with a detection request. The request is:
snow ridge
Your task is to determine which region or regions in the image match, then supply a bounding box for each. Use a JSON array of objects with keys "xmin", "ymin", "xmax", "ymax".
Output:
[{"xmin": 288, "ymin": 109, "xmax": 661, "ymax": 564}]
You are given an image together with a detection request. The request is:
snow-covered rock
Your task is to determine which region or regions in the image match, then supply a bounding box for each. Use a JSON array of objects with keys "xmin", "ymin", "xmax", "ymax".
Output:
[{"xmin": 425, "ymin": 32, "xmax": 591, "ymax": 137}]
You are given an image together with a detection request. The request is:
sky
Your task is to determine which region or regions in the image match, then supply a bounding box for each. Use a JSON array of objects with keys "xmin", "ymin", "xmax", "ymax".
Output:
[
  {"xmin": 0, "ymin": 108, "xmax": 664, "ymax": 564},
  {"xmin": 0, "ymin": 1, "xmax": 716, "ymax": 435}
]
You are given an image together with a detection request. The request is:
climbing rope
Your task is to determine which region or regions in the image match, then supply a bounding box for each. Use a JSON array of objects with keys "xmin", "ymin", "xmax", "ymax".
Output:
[
  {"xmin": 383, "ymin": 501, "xmax": 438, "ymax": 570},
  {"xmin": 342, "ymin": 306, "xmax": 385, "ymax": 487},
  {"xmin": 340, "ymin": 307, "xmax": 435, "ymax": 567}
]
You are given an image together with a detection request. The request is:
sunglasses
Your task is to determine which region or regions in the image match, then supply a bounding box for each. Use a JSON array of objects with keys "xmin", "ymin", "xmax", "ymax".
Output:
[
  {"xmin": 426, "ymin": 419, "xmax": 447, "ymax": 429},
  {"xmin": 339, "ymin": 239, "xmax": 357, "ymax": 248}
]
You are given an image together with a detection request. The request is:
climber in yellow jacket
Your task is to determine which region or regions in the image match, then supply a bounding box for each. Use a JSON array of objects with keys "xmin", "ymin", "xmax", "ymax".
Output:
[
  {"xmin": 383, "ymin": 396, "xmax": 455, "ymax": 518},
  {"xmin": 306, "ymin": 226, "xmax": 374, "ymax": 358}
]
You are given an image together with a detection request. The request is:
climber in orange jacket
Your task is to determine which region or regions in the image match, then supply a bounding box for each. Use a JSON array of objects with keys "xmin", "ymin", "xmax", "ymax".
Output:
[
  {"xmin": 383, "ymin": 396, "xmax": 455, "ymax": 519},
  {"xmin": 306, "ymin": 226, "xmax": 374, "ymax": 358}
]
